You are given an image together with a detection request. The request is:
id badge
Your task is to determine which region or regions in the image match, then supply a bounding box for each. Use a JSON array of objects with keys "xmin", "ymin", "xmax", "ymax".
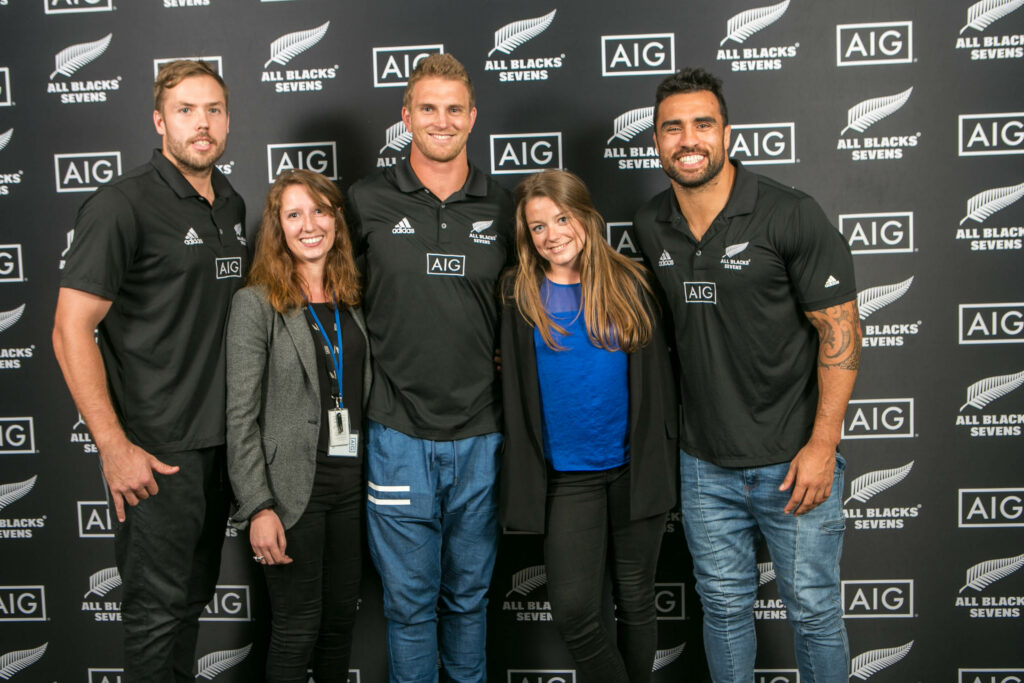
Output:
[{"xmin": 327, "ymin": 408, "xmax": 353, "ymax": 457}]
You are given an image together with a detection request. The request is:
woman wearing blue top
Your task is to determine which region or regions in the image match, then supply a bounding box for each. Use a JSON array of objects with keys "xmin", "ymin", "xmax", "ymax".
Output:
[{"xmin": 499, "ymin": 170, "xmax": 678, "ymax": 682}]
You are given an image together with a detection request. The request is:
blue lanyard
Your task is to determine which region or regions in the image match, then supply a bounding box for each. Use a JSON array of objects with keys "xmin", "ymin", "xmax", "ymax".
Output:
[{"xmin": 306, "ymin": 301, "xmax": 344, "ymax": 409}]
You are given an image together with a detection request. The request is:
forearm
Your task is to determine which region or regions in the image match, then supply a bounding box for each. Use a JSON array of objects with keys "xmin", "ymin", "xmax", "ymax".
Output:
[{"xmin": 806, "ymin": 300, "xmax": 862, "ymax": 448}]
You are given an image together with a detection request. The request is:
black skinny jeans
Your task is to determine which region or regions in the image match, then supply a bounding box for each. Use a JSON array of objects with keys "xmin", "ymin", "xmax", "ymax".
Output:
[
  {"xmin": 543, "ymin": 462, "xmax": 667, "ymax": 683},
  {"xmin": 262, "ymin": 475, "xmax": 362, "ymax": 683}
]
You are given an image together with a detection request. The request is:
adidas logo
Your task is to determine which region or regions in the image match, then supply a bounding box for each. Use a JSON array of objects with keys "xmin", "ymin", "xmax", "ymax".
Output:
[
  {"xmin": 183, "ymin": 228, "xmax": 204, "ymax": 245},
  {"xmin": 658, "ymin": 250, "xmax": 674, "ymax": 267},
  {"xmin": 825, "ymin": 274, "xmax": 840, "ymax": 288},
  {"xmin": 392, "ymin": 217, "xmax": 414, "ymax": 235}
]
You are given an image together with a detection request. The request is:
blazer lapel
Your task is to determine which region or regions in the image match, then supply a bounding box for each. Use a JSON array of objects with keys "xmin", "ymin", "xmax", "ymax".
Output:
[{"xmin": 282, "ymin": 307, "xmax": 318, "ymax": 384}]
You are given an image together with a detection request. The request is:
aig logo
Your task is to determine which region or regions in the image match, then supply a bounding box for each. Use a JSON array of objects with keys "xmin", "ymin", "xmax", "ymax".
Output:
[
  {"xmin": 842, "ymin": 580, "xmax": 913, "ymax": 618},
  {"xmin": 266, "ymin": 141, "xmax": 337, "ymax": 183},
  {"xmin": 601, "ymin": 33, "xmax": 675, "ymax": 76},
  {"xmin": 753, "ymin": 671, "xmax": 798, "ymax": 683},
  {"xmin": 959, "ymin": 488, "xmax": 1024, "ymax": 528},
  {"xmin": 507, "ymin": 671, "xmax": 576, "ymax": 683},
  {"xmin": 0, "ymin": 586, "xmax": 46, "ymax": 621},
  {"xmin": 426, "ymin": 253, "xmax": 465, "ymax": 277},
  {"xmin": 605, "ymin": 222, "xmax": 640, "ymax": 261},
  {"xmin": 0, "ymin": 67, "xmax": 10, "ymax": 106},
  {"xmin": 77, "ymin": 501, "xmax": 113, "ymax": 538},
  {"xmin": 490, "ymin": 133, "xmax": 562, "ymax": 175},
  {"xmin": 959, "ymin": 670, "xmax": 1024, "ymax": 683},
  {"xmin": 654, "ymin": 582, "xmax": 685, "ymax": 620},
  {"xmin": 215, "ymin": 257, "xmax": 242, "ymax": 280},
  {"xmin": 201, "ymin": 585, "xmax": 251, "ymax": 622},
  {"xmin": 0, "ymin": 244, "xmax": 25, "ymax": 283},
  {"xmin": 0, "ymin": 417, "xmax": 34, "ymax": 453},
  {"xmin": 373, "ymin": 45, "xmax": 444, "ymax": 87},
  {"xmin": 729, "ymin": 123, "xmax": 795, "ymax": 165},
  {"xmin": 959, "ymin": 303, "xmax": 1024, "ymax": 344},
  {"xmin": 684, "ymin": 282, "xmax": 717, "ymax": 304},
  {"xmin": 836, "ymin": 22, "xmax": 913, "ymax": 66},
  {"xmin": 153, "ymin": 56, "xmax": 223, "ymax": 79},
  {"xmin": 54, "ymin": 152, "xmax": 122, "ymax": 192},
  {"xmin": 959, "ymin": 113, "xmax": 1024, "ymax": 156},
  {"xmin": 842, "ymin": 398, "xmax": 914, "ymax": 439},
  {"xmin": 44, "ymin": 0, "xmax": 113, "ymax": 13},
  {"xmin": 838, "ymin": 212, "xmax": 914, "ymax": 254},
  {"xmin": 88, "ymin": 669, "xmax": 123, "ymax": 683}
]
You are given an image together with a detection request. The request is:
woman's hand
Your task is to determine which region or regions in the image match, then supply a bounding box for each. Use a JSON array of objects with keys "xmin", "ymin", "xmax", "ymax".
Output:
[{"xmin": 250, "ymin": 508, "xmax": 292, "ymax": 565}]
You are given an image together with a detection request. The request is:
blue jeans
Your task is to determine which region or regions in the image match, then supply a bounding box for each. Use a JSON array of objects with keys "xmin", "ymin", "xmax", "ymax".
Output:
[
  {"xmin": 365, "ymin": 421, "xmax": 502, "ymax": 683},
  {"xmin": 680, "ymin": 450, "xmax": 848, "ymax": 683}
]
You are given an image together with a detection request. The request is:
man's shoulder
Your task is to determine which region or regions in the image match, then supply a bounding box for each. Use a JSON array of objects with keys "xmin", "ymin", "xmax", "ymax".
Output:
[
  {"xmin": 349, "ymin": 167, "xmax": 399, "ymax": 197},
  {"xmin": 747, "ymin": 167, "xmax": 816, "ymax": 208}
]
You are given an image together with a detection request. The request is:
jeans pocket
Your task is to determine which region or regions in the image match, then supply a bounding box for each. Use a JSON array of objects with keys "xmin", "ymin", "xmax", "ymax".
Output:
[{"xmin": 821, "ymin": 517, "xmax": 846, "ymax": 534}]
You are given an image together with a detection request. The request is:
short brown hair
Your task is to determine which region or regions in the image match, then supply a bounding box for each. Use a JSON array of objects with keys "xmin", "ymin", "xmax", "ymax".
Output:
[
  {"xmin": 153, "ymin": 60, "xmax": 228, "ymax": 113},
  {"xmin": 403, "ymin": 53, "xmax": 475, "ymax": 110}
]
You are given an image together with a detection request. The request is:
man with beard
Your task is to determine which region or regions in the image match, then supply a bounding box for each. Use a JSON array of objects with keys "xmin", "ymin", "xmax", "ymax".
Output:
[
  {"xmin": 633, "ymin": 67, "xmax": 861, "ymax": 683},
  {"xmin": 347, "ymin": 53, "xmax": 513, "ymax": 682},
  {"xmin": 53, "ymin": 60, "xmax": 246, "ymax": 683}
]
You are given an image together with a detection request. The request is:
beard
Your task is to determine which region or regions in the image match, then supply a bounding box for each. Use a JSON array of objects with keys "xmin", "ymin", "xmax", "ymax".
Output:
[
  {"xmin": 659, "ymin": 146, "xmax": 725, "ymax": 189},
  {"xmin": 164, "ymin": 134, "xmax": 225, "ymax": 175}
]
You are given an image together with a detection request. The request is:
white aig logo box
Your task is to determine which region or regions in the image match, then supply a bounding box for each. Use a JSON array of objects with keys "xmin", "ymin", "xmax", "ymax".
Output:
[
  {"xmin": 754, "ymin": 671, "xmax": 799, "ymax": 683},
  {"xmin": 266, "ymin": 142, "xmax": 337, "ymax": 182},
  {"xmin": 838, "ymin": 212, "xmax": 914, "ymax": 254},
  {"xmin": 45, "ymin": 0, "xmax": 114, "ymax": 13},
  {"xmin": 654, "ymin": 582, "xmax": 685, "ymax": 620},
  {"xmin": 842, "ymin": 579, "xmax": 914, "ymax": 618},
  {"xmin": 54, "ymin": 152, "xmax": 121, "ymax": 192},
  {"xmin": 605, "ymin": 222, "xmax": 640, "ymax": 260},
  {"xmin": 729, "ymin": 123, "xmax": 794, "ymax": 164},
  {"xmin": 508, "ymin": 671, "xmax": 576, "ymax": 683},
  {"xmin": 426, "ymin": 253, "xmax": 465, "ymax": 277},
  {"xmin": 88, "ymin": 669, "xmax": 123, "ymax": 683},
  {"xmin": 215, "ymin": 257, "xmax": 242, "ymax": 280},
  {"xmin": 490, "ymin": 133, "xmax": 562, "ymax": 175},
  {"xmin": 373, "ymin": 45, "xmax": 444, "ymax": 87},
  {"xmin": 842, "ymin": 399, "xmax": 914, "ymax": 439},
  {"xmin": 0, "ymin": 245, "xmax": 25, "ymax": 283},
  {"xmin": 0, "ymin": 417, "xmax": 35, "ymax": 453},
  {"xmin": 601, "ymin": 34, "xmax": 675, "ymax": 76},
  {"xmin": 0, "ymin": 67, "xmax": 11, "ymax": 107},
  {"xmin": 959, "ymin": 488, "xmax": 1024, "ymax": 527},
  {"xmin": 959, "ymin": 112, "xmax": 1024, "ymax": 156},
  {"xmin": 959, "ymin": 669, "xmax": 1024, "ymax": 683},
  {"xmin": 0, "ymin": 586, "xmax": 46, "ymax": 621},
  {"xmin": 836, "ymin": 22, "xmax": 913, "ymax": 66},
  {"xmin": 959, "ymin": 303, "xmax": 1024, "ymax": 344},
  {"xmin": 77, "ymin": 501, "xmax": 113, "ymax": 537},
  {"xmin": 201, "ymin": 585, "xmax": 251, "ymax": 621}
]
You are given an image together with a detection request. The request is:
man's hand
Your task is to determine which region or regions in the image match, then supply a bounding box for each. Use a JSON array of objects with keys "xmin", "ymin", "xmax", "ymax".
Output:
[
  {"xmin": 99, "ymin": 437, "xmax": 179, "ymax": 522},
  {"xmin": 779, "ymin": 438, "xmax": 836, "ymax": 515},
  {"xmin": 249, "ymin": 509, "xmax": 292, "ymax": 565}
]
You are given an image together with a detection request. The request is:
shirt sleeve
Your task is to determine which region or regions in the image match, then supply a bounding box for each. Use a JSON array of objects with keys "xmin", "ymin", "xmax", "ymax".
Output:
[
  {"xmin": 59, "ymin": 186, "xmax": 139, "ymax": 301},
  {"xmin": 346, "ymin": 185, "xmax": 367, "ymax": 258},
  {"xmin": 779, "ymin": 195, "xmax": 857, "ymax": 312}
]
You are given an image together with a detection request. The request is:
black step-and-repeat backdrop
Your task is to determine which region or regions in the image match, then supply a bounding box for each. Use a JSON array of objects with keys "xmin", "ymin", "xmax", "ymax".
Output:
[{"xmin": 1, "ymin": 1, "xmax": 1022, "ymax": 681}]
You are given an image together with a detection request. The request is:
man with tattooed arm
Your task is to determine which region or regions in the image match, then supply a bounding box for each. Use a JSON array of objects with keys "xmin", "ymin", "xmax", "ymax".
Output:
[{"xmin": 633, "ymin": 67, "xmax": 861, "ymax": 683}]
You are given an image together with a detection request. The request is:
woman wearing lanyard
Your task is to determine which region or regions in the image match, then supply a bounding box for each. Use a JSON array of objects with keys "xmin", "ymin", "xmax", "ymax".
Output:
[
  {"xmin": 226, "ymin": 169, "xmax": 371, "ymax": 682},
  {"xmin": 499, "ymin": 170, "xmax": 678, "ymax": 682}
]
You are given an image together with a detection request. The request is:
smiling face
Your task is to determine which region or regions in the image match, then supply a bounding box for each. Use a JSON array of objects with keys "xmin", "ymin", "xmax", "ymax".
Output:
[
  {"xmin": 153, "ymin": 74, "xmax": 229, "ymax": 177},
  {"xmin": 524, "ymin": 195, "xmax": 587, "ymax": 283},
  {"xmin": 653, "ymin": 90, "xmax": 731, "ymax": 190},
  {"xmin": 401, "ymin": 76, "xmax": 477, "ymax": 164},
  {"xmin": 279, "ymin": 184, "xmax": 336, "ymax": 268}
]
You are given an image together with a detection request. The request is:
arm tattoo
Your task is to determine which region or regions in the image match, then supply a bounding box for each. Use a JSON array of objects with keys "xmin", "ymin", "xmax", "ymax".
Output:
[{"xmin": 807, "ymin": 302, "xmax": 861, "ymax": 370}]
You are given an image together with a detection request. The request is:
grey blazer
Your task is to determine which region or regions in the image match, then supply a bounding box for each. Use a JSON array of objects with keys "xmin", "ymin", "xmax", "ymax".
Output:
[{"xmin": 225, "ymin": 285, "xmax": 372, "ymax": 530}]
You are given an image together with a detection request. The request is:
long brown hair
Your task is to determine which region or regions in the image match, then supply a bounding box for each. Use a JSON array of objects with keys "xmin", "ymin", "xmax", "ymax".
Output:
[
  {"xmin": 247, "ymin": 170, "xmax": 360, "ymax": 312},
  {"xmin": 509, "ymin": 170, "xmax": 654, "ymax": 352}
]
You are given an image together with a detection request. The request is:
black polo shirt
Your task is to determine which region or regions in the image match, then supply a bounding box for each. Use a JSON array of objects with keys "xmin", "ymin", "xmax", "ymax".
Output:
[
  {"xmin": 633, "ymin": 162, "xmax": 856, "ymax": 467},
  {"xmin": 348, "ymin": 159, "xmax": 514, "ymax": 440},
  {"xmin": 60, "ymin": 149, "xmax": 248, "ymax": 454}
]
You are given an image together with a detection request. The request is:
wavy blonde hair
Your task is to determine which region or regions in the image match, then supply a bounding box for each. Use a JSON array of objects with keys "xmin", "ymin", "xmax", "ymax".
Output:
[
  {"xmin": 247, "ymin": 170, "xmax": 360, "ymax": 313},
  {"xmin": 508, "ymin": 170, "xmax": 654, "ymax": 352}
]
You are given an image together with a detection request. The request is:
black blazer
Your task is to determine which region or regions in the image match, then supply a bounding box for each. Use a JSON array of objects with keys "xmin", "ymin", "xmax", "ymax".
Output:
[{"xmin": 498, "ymin": 283, "xmax": 679, "ymax": 533}]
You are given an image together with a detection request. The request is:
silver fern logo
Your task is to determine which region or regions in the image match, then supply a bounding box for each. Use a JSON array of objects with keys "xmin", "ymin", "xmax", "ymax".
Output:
[
  {"xmin": 379, "ymin": 121, "xmax": 411, "ymax": 155},
  {"xmin": 857, "ymin": 277, "xmax": 913, "ymax": 319},
  {"xmin": 607, "ymin": 107, "xmax": 654, "ymax": 144},
  {"xmin": 604, "ymin": 107, "xmax": 660, "ymax": 171},
  {"xmin": 652, "ymin": 643, "xmax": 685, "ymax": 671},
  {"xmin": 0, "ymin": 475, "xmax": 35, "ymax": 512},
  {"xmin": 841, "ymin": 88, "xmax": 913, "ymax": 135},
  {"xmin": 0, "ymin": 128, "xmax": 11, "ymax": 153},
  {"xmin": 960, "ymin": 181, "xmax": 1024, "ymax": 224},
  {"xmin": 846, "ymin": 462, "xmax": 914, "ymax": 504},
  {"xmin": 195, "ymin": 644, "xmax": 251, "ymax": 680},
  {"xmin": 961, "ymin": 0, "xmax": 1024, "ymax": 32},
  {"xmin": 49, "ymin": 34, "xmax": 112, "ymax": 79},
  {"xmin": 720, "ymin": 0, "xmax": 790, "ymax": 45},
  {"xmin": 850, "ymin": 641, "xmax": 913, "ymax": 680},
  {"xmin": 488, "ymin": 10, "xmax": 556, "ymax": 57},
  {"xmin": 502, "ymin": 565, "xmax": 553, "ymax": 621},
  {"xmin": 758, "ymin": 561, "xmax": 776, "ymax": 586},
  {"xmin": 265, "ymin": 22, "xmax": 329, "ymax": 68},
  {"xmin": 0, "ymin": 303, "xmax": 25, "ymax": 334},
  {"xmin": 959, "ymin": 552, "xmax": 1024, "ymax": 592},
  {"xmin": 84, "ymin": 567, "xmax": 121, "ymax": 598},
  {"xmin": 0, "ymin": 643, "xmax": 47, "ymax": 679},
  {"xmin": 506, "ymin": 565, "xmax": 547, "ymax": 597},
  {"xmin": 959, "ymin": 370, "xmax": 1024, "ymax": 411}
]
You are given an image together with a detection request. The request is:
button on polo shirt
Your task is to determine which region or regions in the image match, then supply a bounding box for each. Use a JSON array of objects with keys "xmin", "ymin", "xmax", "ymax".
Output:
[
  {"xmin": 61, "ymin": 149, "xmax": 248, "ymax": 454},
  {"xmin": 348, "ymin": 159, "xmax": 514, "ymax": 440},
  {"xmin": 633, "ymin": 162, "xmax": 857, "ymax": 467}
]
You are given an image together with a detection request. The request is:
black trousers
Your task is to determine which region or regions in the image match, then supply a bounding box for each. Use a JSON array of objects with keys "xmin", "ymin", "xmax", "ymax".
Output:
[
  {"xmin": 112, "ymin": 446, "xmax": 228, "ymax": 683},
  {"xmin": 262, "ymin": 474, "xmax": 363, "ymax": 683},
  {"xmin": 544, "ymin": 463, "xmax": 667, "ymax": 683}
]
